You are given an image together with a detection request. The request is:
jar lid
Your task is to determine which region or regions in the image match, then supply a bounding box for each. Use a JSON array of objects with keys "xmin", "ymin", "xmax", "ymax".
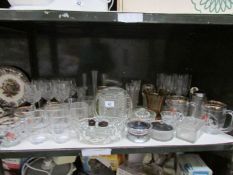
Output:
[
  {"xmin": 151, "ymin": 122, "xmax": 173, "ymax": 131},
  {"xmin": 133, "ymin": 108, "xmax": 156, "ymax": 120},
  {"xmin": 127, "ymin": 120, "xmax": 151, "ymax": 130}
]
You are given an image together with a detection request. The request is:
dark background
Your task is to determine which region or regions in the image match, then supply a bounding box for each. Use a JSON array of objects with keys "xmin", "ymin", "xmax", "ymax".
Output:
[{"xmin": 0, "ymin": 22, "xmax": 232, "ymax": 107}]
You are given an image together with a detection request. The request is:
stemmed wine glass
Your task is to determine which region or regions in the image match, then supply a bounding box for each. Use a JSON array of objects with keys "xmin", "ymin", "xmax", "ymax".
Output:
[
  {"xmin": 55, "ymin": 82, "xmax": 70, "ymax": 103},
  {"xmin": 40, "ymin": 80, "xmax": 54, "ymax": 105},
  {"xmin": 24, "ymin": 83, "xmax": 41, "ymax": 109}
]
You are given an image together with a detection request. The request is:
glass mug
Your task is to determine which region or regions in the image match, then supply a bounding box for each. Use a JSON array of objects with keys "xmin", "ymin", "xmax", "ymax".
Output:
[
  {"xmin": 165, "ymin": 96, "xmax": 196, "ymax": 116},
  {"xmin": 160, "ymin": 111, "xmax": 183, "ymax": 129},
  {"xmin": 200, "ymin": 100, "xmax": 233, "ymax": 134},
  {"xmin": 94, "ymin": 87, "xmax": 132, "ymax": 118}
]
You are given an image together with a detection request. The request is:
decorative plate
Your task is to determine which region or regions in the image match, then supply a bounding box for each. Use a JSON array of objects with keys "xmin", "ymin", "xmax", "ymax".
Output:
[{"xmin": 0, "ymin": 66, "xmax": 29, "ymax": 107}]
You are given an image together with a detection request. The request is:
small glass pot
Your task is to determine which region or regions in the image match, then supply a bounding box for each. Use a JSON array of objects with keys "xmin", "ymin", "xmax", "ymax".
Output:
[
  {"xmin": 127, "ymin": 120, "xmax": 151, "ymax": 143},
  {"xmin": 150, "ymin": 122, "xmax": 174, "ymax": 141}
]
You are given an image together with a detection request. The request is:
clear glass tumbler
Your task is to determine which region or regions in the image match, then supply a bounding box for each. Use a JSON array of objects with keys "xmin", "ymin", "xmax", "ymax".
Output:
[
  {"xmin": 0, "ymin": 121, "xmax": 22, "ymax": 147},
  {"xmin": 70, "ymin": 102, "xmax": 89, "ymax": 120},
  {"xmin": 50, "ymin": 117, "xmax": 71, "ymax": 144},
  {"xmin": 28, "ymin": 110, "xmax": 49, "ymax": 144}
]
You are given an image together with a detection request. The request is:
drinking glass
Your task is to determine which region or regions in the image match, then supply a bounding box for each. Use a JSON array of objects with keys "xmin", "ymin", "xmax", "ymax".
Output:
[
  {"xmin": 55, "ymin": 82, "xmax": 70, "ymax": 103},
  {"xmin": 0, "ymin": 121, "xmax": 22, "ymax": 147},
  {"xmin": 42, "ymin": 81, "xmax": 54, "ymax": 104},
  {"xmin": 70, "ymin": 102, "xmax": 89, "ymax": 120},
  {"xmin": 46, "ymin": 105, "xmax": 68, "ymax": 119},
  {"xmin": 14, "ymin": 106, "xmax": 35, "ymax": 139},
  {"xmin": 24, "ymin": 84, "xmax": 41, "ymax": 109},
  {"xmin": 28, "ymin": 110, "xmax": 49, "ymax": 144},
  {"xmin": 126, "ymin": 80, "xmax": 141, "ymax": 109},
  {"xmin": 84, "ymin": 96, "xmax": 95, "ymax": 117},
  {"xmin": 77, "ymin": 87, "xmax": 87, "ymax": 101},
  {"xmin": 50, "ymin": 117, "xmax": 71, "ymax": 144},
  {"xmin": 68, "ymin": 79, "xmax": 77, "ymax": 97}
]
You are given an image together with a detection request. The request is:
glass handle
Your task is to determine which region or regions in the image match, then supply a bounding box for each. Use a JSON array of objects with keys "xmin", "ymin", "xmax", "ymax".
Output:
[{"xmin": 221, "ymin": 110, "xmax": 233, "ymax": 133}]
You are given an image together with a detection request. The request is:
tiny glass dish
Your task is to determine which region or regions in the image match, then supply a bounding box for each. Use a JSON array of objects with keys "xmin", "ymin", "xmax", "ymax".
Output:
[
  {"xmin": 176, "ymin": 117, "xmax": 205, "ymax": 143},
  {"xmin": 126, "ymin": 120, "xmax": 151, "ymax": 143},
  {"xmin": 150, "ymin": 122, "xmax": 174, "ymax": 141}
]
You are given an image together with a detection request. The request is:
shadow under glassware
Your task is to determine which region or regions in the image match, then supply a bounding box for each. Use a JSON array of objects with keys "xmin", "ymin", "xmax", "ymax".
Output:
[
  {"xmin": 146, "ymin": 92, "xmax": 164, "ymax": 117},
  {"xmin": 200, "ymin": 100, "xmax": 233, "ymax": 134}
]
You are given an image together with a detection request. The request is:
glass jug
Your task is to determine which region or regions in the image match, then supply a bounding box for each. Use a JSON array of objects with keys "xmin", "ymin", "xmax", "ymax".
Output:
[{"xmin": 94, "ymin": 87, "xmax": 132, "ymax": 118}]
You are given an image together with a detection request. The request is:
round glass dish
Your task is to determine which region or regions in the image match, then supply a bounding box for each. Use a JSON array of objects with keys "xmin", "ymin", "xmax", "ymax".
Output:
[
  {"xmin": 150, "ymin": 122, "xmax": 174, "ymax": 141},
  {"xmin": 77, "ymin": 117, "xmax": 126, "ymax": 145}
]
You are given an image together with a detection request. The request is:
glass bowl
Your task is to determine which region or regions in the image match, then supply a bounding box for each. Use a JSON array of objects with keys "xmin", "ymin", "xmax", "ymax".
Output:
[{"xmin": 77, "ymin": 117, "xmax": 126, "ymax": 145}]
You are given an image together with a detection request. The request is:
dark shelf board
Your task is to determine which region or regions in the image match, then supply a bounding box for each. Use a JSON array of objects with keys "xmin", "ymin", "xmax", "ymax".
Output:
[{"xmin": 0, "ymin": 10, "xmax": 233, "ymax": 25}]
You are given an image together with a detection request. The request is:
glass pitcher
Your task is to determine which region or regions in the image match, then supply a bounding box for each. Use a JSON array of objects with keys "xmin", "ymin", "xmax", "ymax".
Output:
[{"xmin": 94, "ymin": 87, "xmax": 132, "ymax": 118}]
